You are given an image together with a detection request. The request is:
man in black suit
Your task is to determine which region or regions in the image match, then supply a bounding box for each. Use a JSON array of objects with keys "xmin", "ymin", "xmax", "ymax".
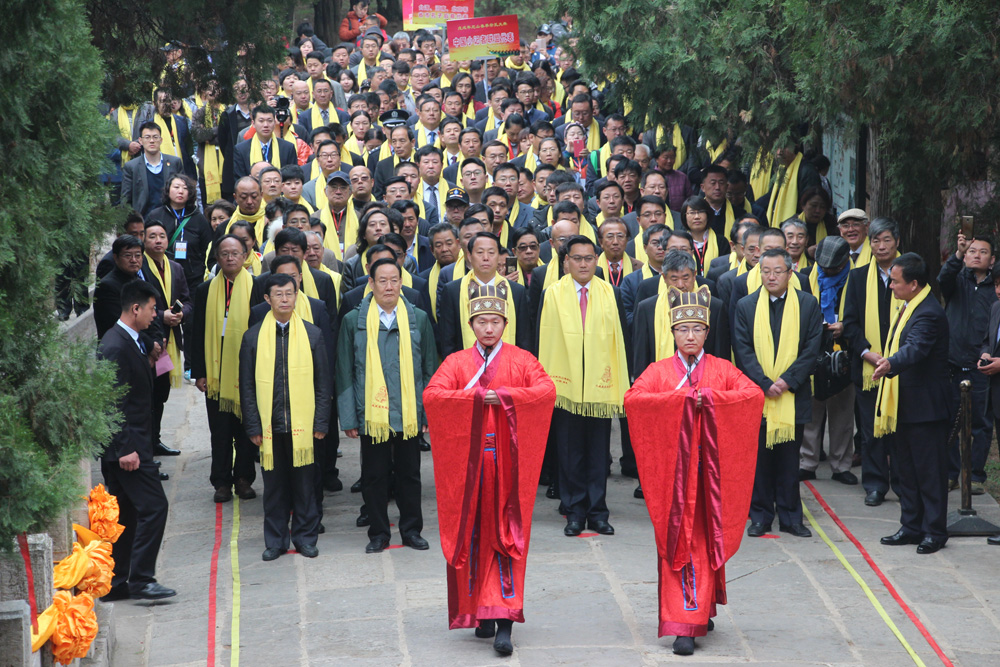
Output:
[
  {"xmin": 121, "ymin": 122, "xmax": 183, "ymax": 216},
  {"xmin": 874, "ymin": 253, "xmax": 952, "ymax": 554},
  {"xmin": 726, "ymin": 227, "xmax": 799, "ymax": 327},
  {"xmin": 842, "ymin": 218, "xmax": 902, "ymax": 506},
  {"xmin": 717, "ymin": 223, "xmax": 764, "ymax": 308},
  {"xmin": 733, "ymin": 248, "xmax": 822, "ymax": 538},
  {"xmin": 706, "ymin": 218, "xmax": 757, "ymax": 285},
  {"xmin": 978, "ymin": 267, "xmax": 1000, "ymax": 545},
  {"xmin": 436, "ymin": 232, "xmax": 529, "ymax": 358},
  {"xmin": 233, "ymin": 106, "xmax": 298, "ymax": 182},
  {"xmin": 630, "ymin": 229, "xmax": 718, "ymax": 317},
  {"xmin": 98, "ymin": 280, "xmax": 176, "ymax": 601},
  {"xmin": 95, "ymin": 235, "xmax": 154, "ymax": 339},
  {"xmin": 251, "ymin": 228, "xmax": 339, "ymax": 332}
]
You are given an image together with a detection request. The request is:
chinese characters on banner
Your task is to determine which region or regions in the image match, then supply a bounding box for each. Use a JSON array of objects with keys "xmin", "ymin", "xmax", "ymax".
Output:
[
  {"xmin": 403, "ymin": 0, "xmax": 475, "ymax": 30},
  {"xmin": 446, "ymin": 15, "xmax": 520, "ymax": 61}
]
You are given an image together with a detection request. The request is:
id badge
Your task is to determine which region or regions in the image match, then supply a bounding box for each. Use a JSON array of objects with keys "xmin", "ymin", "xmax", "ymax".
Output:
[
  {"xmin": 174, "ymin": 241, "xmax": 188, "ymax": 260},
  {"xmin": 222, "ymin": 316, "xmax": 227, "ymax": 335}
]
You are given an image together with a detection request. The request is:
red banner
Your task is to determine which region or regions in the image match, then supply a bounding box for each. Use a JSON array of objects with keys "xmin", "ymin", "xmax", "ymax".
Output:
[
  {"xmin": 403, "ymin": 0, "xmax": 474, "ymax": 29},
  {"xmin": 446, "ymin": 15, "xmax": 520, "ymax": 61}
]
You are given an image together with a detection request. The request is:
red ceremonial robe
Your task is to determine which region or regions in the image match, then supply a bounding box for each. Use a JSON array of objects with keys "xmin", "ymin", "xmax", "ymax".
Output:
[
  {"xmin": 625, "ymin": 353, "xmax": 764, "ymax": 638},
  {"xmin": 424, "ymin": 343, "xmax": 556, "ymax": 628}
]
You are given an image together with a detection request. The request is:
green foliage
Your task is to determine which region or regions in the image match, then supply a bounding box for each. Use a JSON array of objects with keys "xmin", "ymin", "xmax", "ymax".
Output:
[
  {"xmin": 88, "ymin": 0, "xmax": 297, "ymax": 105},
  {"xmin": 0, "ymin": 0, "xmax": 122, "ymax": 549}
]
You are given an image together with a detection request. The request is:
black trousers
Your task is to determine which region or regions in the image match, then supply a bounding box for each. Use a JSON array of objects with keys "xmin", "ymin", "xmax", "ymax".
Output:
[
  {"xmin": 262, "ymin": 434, "xmax": 320, "ymax": 550},
  {"xmin": 541, "ymin": 417, "xmax": 559, "ymax": 484},
  {"xmin": 361, "ymin": 433, "xmax": 422, "ymax": 541},
  {"xmin": 948, "ymin": 368, "xmax": 992, "ymax": 483},
  {"xmin": 101, "ymin": 460, "xmax": 168, "ymax": 593},
  {"xmin": 618, "ymin": 416, "xmax": 636, "ymax": 476},
  {"xmin": 205, "ymin": 397, "xmax": 257, "ymax": 488},
  {"xmin": 749, "ymin": 423, "xmax": 805, "ymax": 527},
  {"xmin": 320, "ymin": 402, "xmax": 340, "ymax": 487},
  {"xmin": 554, "ymin": 409, "xmax": 612, "ymax": 523},
  {"xmin": 857, "ymin": 387, "xmax": 900, "ymax": 496},
  {"xmin": 895, "ymin": 420, "xmax": 949, "ymax": 540},
  {"xmin": 151, "ymin": 372, "xmax": 171, "ymax": 446}
]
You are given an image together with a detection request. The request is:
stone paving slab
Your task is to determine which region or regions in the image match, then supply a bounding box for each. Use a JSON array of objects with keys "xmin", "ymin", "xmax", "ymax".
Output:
[{"xmin": 103, "ymin": 384, "xmax": 1000, "ymax": 666}]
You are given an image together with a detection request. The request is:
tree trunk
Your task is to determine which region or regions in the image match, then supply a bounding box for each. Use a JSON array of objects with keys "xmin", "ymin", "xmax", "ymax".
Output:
[
  {"xmin": 383, "ymin": 0, "xmax": 403, "ymax": 33},
  {"xmin": 313, "ymin": 0, "xmax": 341, "ymax": 46},
  {"xmin": 866, "ymin": 122, "xmax": 891, "ymax": 219}
]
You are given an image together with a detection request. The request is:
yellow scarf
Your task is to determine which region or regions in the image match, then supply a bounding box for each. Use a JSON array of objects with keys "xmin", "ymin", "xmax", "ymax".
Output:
[
  {"xmin": 144, "ymin": 254, "xmax": 182, "ymax": 388},
  {"xmin": 542, "ymin": 256, "xmax": 560, "ymax": 289},
  {"xmin": 750, "ymin": 149, "xmax": 773, "ymax": 205},
  {"xmin": 597, "ymin": 254, "xmax": 634, "ymax": 282},
  {"xmin": 293, "ymin": 290, "xmax": 314, "ymax": 323},
  {"xmin": 254, "ymin": 312, "xmax": 315, "ymax": 469},
  {"xmin": 154, "ymin": 114, "xmax": 180, "ymax": 159},
  {"xmin": 427, "ymin": 261, "xmax": 445, "ymax": 321},
  {"xmin": 596, "ymin": 142, "xmax": 612, "ymax": 177},
  {"xmin": 250, "ymin": 134, "xmax": 281, "ymax": 170},
  {"xmin": 754, "ymin": 288, "xmax": 801, "ymax": 447},
  {"xmin": 204, "ymin": 270, "xmax": 253, "ymax": 416},
  {"xmin": 458, "ymin": 273, "xmax": 517, "ymax": 348},
  {"xmin": 202, "ymin": 141, "xmax": 223, "ymax": 203},
  {"xmin": 723, "ymin": 199, "xmax": 753, "ymax": 242},
  {"xmin": 504, "ymin": 57, "xmax": 529, "ymax": 72},
  {"xmin": 291, "ymin": 197, "xmax": 315, "ymax": 214},
  {"xmin": 309, "ymin": 104, "xmax": 336, "ymax": 133},
  {"xmin": 766, "ymin": 152, "xmax": 802, "ymax": 227},
  {"xmin": 653, "ymin": 124, "xmax": 686, "ymax": 170},
  {"xmin": 874, "ymin": 285, "xmax": 932, "ymax": 437},
  {"xmin": 415, "ymin": 122, "xmax": 442, "ymax": 149},
  {"xmin": 314, "ymin": 262, "xmax": 344, "ymax": 294},
  {"xmin": 516, "ymin": 257, "xmax": 543, "ymax": 285},
  {"xmin": 653, "ymin": 279, "xmax": 679, "ymax": 361},
  {"xmin": 484, "ymin": 106, "xmax": 499, "ymax": 132},
  {"xmin": 318, "ymin": 202, "xmax": 350, "ymax": 260},
  {"xmin": 363, "ymin": 297, "xmax": 419, "ymax": 442},
  {"xmin": 244, "ymin": 251, "xmax": 262, "ymax": 276},
  {"xmin": 538, "ymin": 276, "xmax": 628, "ymax": 417},
  {"xmin": 583, "ymin": 118, "xmax": 602, "ymax": 153},
  {"xmin": 730, "ymin": 253, "xmax": 740, "ymax": 270},
  {"xmin": 225, "ymin": 206, "xmax": 267, "ymax": 247},
  {"xmin": 115, "ymin": 107, "xmax": 136, "ymax": 167},
  {"xmin": 860, "ymin": 261, "xmax": 902, "ymax": 390},
  {"xmin": 414, "ymin": 179, "xmax": 449, "ymax": 223},
  {"xmin": 707, "ymin": 138, "xmax": 728, "ymax": 162},
  {"xmin": 358, "ymin": 59, "xmax": 374, "ymax": 83},
  {"xmin": 851, "ymin": 239, "xmax": 873, "ymax": 268}
]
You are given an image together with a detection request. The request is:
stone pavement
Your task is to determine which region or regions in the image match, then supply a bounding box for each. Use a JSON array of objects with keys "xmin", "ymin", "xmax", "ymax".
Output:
[{"xmin": 102, "ymin": 383, "xmax": 1000, "ymax": 666}]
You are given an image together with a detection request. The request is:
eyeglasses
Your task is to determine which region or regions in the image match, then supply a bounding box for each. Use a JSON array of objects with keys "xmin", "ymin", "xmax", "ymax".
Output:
[
  {"xmin": 568, "ymin": 254, "xmax": 596, "ymax": 263},
  {"xmin": 672, "ymin": 326, "xmax": 707, "ymax": 335},
  {"xmin": 119, "ymin": 251, "xmax": 143, "ymax": 260},
  {"xmin": 218, "ymin": 251, "xmax": 246, "ymax": 260},
  {"xmin": 838, "ymin": 220, "xmax": 866, "ymax": 229},
  {"xmin": 639, "ymin": 211, "xmax": 664, "ymax": 219},
  {"xmin": 516, "ymin": 243, "xmax": 539, "ymax": 251},
  {"xmin": 374, "ymin": 277, "xmax": 401, "ymax": 287},
  {"xmin": 759, "ymin": 268, "xmax": 788, "ymax": 277},
  {"xmin": 602, "ymin": 233, "xmax": 627, "ymax": 241}
]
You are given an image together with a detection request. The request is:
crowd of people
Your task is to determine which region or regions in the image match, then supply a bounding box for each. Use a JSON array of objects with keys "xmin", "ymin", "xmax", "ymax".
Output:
[{"xmin": 89, "ymin": 3, "xmax": 998, "ymax": 658}]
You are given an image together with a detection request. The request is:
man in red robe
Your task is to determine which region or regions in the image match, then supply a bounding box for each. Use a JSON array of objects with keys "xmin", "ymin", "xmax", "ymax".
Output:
[
  {"xmin": 625, "ymin": 286, "xmax": 764, "ymax": 656},
  {"xmin": 424, "ymin": 281, "xmax": 556, "ymax": 656}
]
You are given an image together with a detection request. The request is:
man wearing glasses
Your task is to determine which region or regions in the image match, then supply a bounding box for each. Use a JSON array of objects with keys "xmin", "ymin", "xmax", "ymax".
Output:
[
  {"xmin": 536, "ymin": 236, "xmax": 629, "ymax": 538},
  {"xmin": 733, "ymin": 248, "xmax": 822, "ymax": 539},
  {"xmin": 122, "ymin": 122, "xmax": 183, "ymax": 216},
  {"xmin": 626, "ymin": 283, "xmax": 763, "ymax": 656},
  {"xmin": 837, "ymin": 208, "xmax": 873, "ymax": 267}
]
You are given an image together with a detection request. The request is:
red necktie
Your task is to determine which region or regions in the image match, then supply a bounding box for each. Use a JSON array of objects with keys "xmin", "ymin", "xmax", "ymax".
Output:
[
  {"xmin": 611, "ymin": 263, "xmax": 621, "ymax": 285},
  {"xmin": 580, "ymin": 286, "xmax": 588, "ymax": 327}
]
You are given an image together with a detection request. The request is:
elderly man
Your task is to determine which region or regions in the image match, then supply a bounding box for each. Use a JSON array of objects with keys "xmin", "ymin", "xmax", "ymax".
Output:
[
  {"xmin": 626, "ymin": 285, "xmax": 763, "ymax": 655},
  {"xmin": 425, "ymin": 283, "xmax": 556, "ymax": 656},
  {"xmin": 733, "ymin": 248, "xmax": 822, "ymax": 538}
]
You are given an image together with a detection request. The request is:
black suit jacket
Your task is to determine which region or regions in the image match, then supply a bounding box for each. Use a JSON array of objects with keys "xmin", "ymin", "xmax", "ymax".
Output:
[
  {"xmin": 982, "ymin": 301, "xmax": 1000, "ymax": 418},
  {"xmin": 93, "ymin": 267, "xmax": 165, "ymax": 345},
  {"xmin": 191, "ymin": 273, "xmax": 255, "ymax": 381},
  {"xmin": 141, "ymin": 257, "xmax": 193, "ymax": 348},
  {"xmin": 733, "ymin": 289, "xmax": 823, "ymax": 423},
  {"xmin": 98, "ymin": 325, "xmax": 154, "ymax": 462},
  {"xmin": 706, "ymin": 255, "xmax": 734, "ymax": 284},
  {"xmin": 842, "ymin": 264, "xmax": 893, "ymax": 389},
  {"xmin": 232, "ymin": 136, "xmax": 298, "ymax": 182},
  {"xmin": 633, "ymin": 274, "xmax": 718, "ymax": 312},
  {"xmin": 436, "ymin": 278, "xmax": 529, "ymax": 358},
  {"xmin": 727, "ymin": 269, "xmax": 808, "ymax": 334},
  {"xmin": 886, "ymin": 296, "xmax": 952, "ymax": 424},
  {"xmin": 632, "ymin": 295, "xmax": 729, "ymax": 379},
  {"xmin": 249, "ymin": 299, "xmax": 336, "ymax": 383}
]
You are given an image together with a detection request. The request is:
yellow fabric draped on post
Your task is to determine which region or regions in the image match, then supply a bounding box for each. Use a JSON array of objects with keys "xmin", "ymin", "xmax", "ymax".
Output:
[
  {"xmin": 363, "ymin": 298, "xmax": 419, "ymax": 442},
  {"xmin": 862, "ymin": 261, "xmax": 902, "ymax": 390},
  {"xmin": 874, "ymin": 285, "xmax": 932, "ymax": 437},
  {"xmin": 204, "ymin": 270, "xmax": 253, "ymax": 416},
  {"xmin": 538, "ymin": 276, "xmax": 628, "ymax": 417},
  {"xmin": 249, "ymin": 135, "xmax": 281, "ymax": 169},
  {"xmin": 766, "ymin": 153, "xmax": 802, "ymax": 226},
  {"xmin": 154, "ymin": 114, "xmax": 180, "ymax": 158},
  {"xmin": 254, "ymin": 312, "xmax": 315, "ymax": 470},
  {"xmin": 754, "ymin": 288, "xmax": 802, "ymax": 447},
  {"xmin": 458, "ymin": 274, "xmax": 517, "ymax": 347},
  {"xmin": 144, "ymin": 254, "xmax": 182, "ymax": 388}
]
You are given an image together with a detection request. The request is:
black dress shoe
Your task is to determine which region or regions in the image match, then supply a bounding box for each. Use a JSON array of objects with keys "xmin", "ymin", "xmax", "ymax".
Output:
[
  {"xmin": 155, "ymin": 441, "xmax": 181, "ymax": 456},
  {"xmin": 366, "ymin": 536, "xmax": 390, "ymax": 553},
  {"xmin": 987, "ymin": 534, "xmax": 1000, "ymax": 546},
  {"xmin": 831, "ymin": 471, "xmax": 859, "ymax": 485},
  {"xmin": 546, "ymin": 483, "xmax": 558, "ymax": 499},
  {"xmin": 262, "ymin": 547, "xmax": 286, "ymax": 561},
  {"xmin": 356, "ymin": 511, "xmax": 370, "ymax": 527},
  {"xmin": 297, "ymin": 544, "xmax": 319, "ymax": 558},
  {"xmin": 324, "ymin": 477, "xmax": 344, "ymax": 493},
  {"xmin": 131, "ymin": 582, "xmax": 177, "ymax": 600},
  {"xmin": 154, "ymin": 460, "xmax": 162, "ymax": 468},
  {"xmin": 564, "ymin": 521, "xmax": 584, "ymax": 537},
  {"xmin": 159, "ymin": 472, "xmax": 170, "ymax": 481},
  {"xmin": 475, "ymin": 620, "xmax": 496, "ymax": 638},
  {"xmin": 419, "ymin": 433, "xmax": 431, "ymax": 451},
  {"xmin": 493, "ymin": 619, "xmax": 513, "ymax": 655},
  {"xmin": 864, "ymin": 490, "xmax": 885, "ymax": 506},
  {"xmin": 916, "ymin": 537, "xmax": 946, "ymax": 554},
  {"xmin": 539, "ymin": 472, "xmax": 552, "ymax": 487},
  {"xmin": 214, "ymin": 486, "xmax": 232, "ymax": 503},
  {"xmin": 880, "ymin": 529, "xmax": 922, "ymax": 546},
  {"xmin": 672, "ymin": 636, "xmax": 695, "ymax": 655},
  {"xmin": 588, "ymin": 520, "xmax": 615, "ymax": 535},
  {"xmin": 350, "ymin": 478, "xmax": 362, "ymax": 493},
  {"xmin": 633, "ymin": 484, "xmax": 644, "ymax": 499},
  {"xmin": 779, "ymin": 523, "xmax": 812, "ymax": 538},
  {"xmin": 799, "ymin": 469, "xmax": 817, "ymax": 481},
  {"xmin": 402, "ymin": 534, "xmax": 430, "ymax": 550},
  {"xmin": 707, "ymin": 618, "xmax": 714, "ymax": 632},
  {"xmin": 234, "ymin": 479, "xmax": 256, "ymax": 500},
  {"xmin": 318, "ymin": 523, "xmax": 326, "ymax": 534},
  {"xmin": 747, "ymin": 522, "xmax": 771, "ymax": 537}
]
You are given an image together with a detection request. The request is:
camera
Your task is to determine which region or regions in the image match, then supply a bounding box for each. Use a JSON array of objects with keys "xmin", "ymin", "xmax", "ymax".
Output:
[{"xmin": 274, "ymin": 96, "xmax": 291, "ymax": 124}]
